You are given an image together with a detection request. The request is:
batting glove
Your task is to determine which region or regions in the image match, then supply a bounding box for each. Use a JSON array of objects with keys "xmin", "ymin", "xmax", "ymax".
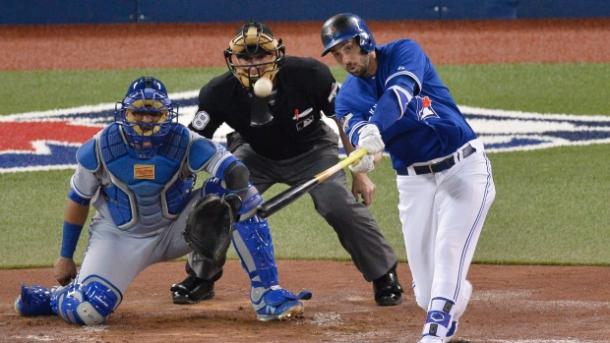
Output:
[
  {"xmin": 358, "ymin": 124, "xmax": 385, "ymax": 154},
  {"xmin": 349, "ymin": 153, "xmax": 375, "ymax": 174}
]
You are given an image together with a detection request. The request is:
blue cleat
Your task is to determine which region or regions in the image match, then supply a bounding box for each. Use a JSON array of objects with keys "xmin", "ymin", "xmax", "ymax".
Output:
[
  {"xmin": 444, "ymin": 280, "xmax": 473, "ymax": 342},
  {"xmin": 251, "ymin": 286, "xmax": 312, "ymax": 322},
  {"xmin": 14, "ymin": 284, "xmax": 54, "ymax": 316}
]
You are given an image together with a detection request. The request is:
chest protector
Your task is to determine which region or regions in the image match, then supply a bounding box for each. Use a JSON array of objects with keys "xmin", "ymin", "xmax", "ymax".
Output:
[{"xmin": 97, "ymin": 124, "xmax": 192, "ymax": 231}]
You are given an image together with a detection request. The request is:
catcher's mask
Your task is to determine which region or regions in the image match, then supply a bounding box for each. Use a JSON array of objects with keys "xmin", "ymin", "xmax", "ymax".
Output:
[
  {"xmin": 224, "ymin": 21, "xmax": 285, "ymax": 91},
  {"xmin": 114, "ymin": 76, "xmax": 178, "ymax": 158}
]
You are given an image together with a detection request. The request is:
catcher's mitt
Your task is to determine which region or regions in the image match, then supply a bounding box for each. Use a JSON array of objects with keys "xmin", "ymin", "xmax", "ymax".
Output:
[{"xmin": 183, "ymin": 194, "xmax": 235, "ymax": 266}]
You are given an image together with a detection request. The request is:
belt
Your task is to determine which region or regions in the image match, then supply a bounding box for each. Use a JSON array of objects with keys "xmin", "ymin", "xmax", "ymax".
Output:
[{"xmin": 398, "ymin": 144, "xmax": 476, "ymax": 176}]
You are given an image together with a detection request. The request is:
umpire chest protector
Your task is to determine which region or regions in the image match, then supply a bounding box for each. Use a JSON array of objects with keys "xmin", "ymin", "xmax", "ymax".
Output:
[{"xmin": 95, "ymin": 123, "xmax": 192, "ymax": 231}]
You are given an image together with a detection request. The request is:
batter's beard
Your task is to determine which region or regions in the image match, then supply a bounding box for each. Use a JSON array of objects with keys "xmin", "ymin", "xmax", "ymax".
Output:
[{"xmin": 347, "ymin": 55, "xmax": 371, "ymax": 77}]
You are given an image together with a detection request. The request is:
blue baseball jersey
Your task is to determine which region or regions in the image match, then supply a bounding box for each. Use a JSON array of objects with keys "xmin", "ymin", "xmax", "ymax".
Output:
[{"xmin": 335, "ymin": 39, "xmax": 476, "ymax": 171}]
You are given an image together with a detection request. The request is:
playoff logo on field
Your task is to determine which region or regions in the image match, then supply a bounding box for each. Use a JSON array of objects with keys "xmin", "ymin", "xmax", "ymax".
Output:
[{"xmin": 1, "ymin": 93, "xmax": 609, "ymax": 173}]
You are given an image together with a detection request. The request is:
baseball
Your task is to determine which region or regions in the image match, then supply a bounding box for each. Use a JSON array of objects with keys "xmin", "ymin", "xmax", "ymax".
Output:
[{"xmin": 253, "ymin": 77, "xmax": 273, "ymax": 98}]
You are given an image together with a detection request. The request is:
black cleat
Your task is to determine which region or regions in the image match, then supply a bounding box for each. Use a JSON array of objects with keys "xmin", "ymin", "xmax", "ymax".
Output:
[
  {"xmin": 170, "ymin": 274, "xmax": 215, "ymax": 305},
  {"xmin": 373, "ymin": 265, "xmax": 404, "ymax": 306}
]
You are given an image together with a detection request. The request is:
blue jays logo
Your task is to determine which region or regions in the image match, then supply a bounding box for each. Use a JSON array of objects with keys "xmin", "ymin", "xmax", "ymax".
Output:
[
  {"xmin": 416, "ymin": 96, "xmax": 439, "ymax": 121},
  {"xmin": 1, "ymin": 91, "xmax": 609, "ymax": 173}
]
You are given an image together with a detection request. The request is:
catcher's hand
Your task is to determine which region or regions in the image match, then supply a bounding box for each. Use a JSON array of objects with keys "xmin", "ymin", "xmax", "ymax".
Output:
[
  {"xmin": 183, "ymin": 194, "xmax": 235, "ymax": 266},
  {"xmin": 53, "ymin": 256, "xmax": 76, "ymax": 286}
]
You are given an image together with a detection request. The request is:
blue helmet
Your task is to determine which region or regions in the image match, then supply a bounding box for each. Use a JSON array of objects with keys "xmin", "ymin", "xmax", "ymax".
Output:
[
  {"xmin": 114, "ymin": 76, "xmax": 178, "ymax": 157},
  {"xmin": 320, "ymin": 13, "xmax": 375, "ymax": 56}
]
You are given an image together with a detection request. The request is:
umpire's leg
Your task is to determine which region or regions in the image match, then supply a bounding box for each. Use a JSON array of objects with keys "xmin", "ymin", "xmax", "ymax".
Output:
[{"xmin": 308, "ymin": 170, "xmax": 397, "ymax": 281}]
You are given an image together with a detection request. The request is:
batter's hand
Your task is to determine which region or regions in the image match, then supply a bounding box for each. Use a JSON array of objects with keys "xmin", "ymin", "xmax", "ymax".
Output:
[
  {"xmin": 358, "ymin": 124, "xmax": 385, "ymax": 154},
  {"xmin": 349, "ymin": 153, "xmax": 375, "ymax": 173},
  {"xmin": 351, "ymin": 172, "xmax": 376, "ymax": 206},
  {"xmin": 54, "ymin": 256, "xmax": 77, "ymax": 286}
]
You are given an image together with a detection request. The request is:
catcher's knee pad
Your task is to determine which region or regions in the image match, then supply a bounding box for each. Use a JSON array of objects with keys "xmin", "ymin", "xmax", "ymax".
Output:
[
  {"xmin": 52, "ymin": 275, "xmax": 121, "ymax": 325},
  {"xmin": 232, "ymin": 216, "xmax": 278, "ymax": 289}
]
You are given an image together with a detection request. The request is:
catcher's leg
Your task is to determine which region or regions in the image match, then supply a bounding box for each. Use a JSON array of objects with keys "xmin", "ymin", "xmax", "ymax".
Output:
[
  {"xmin": 14, "ymin": 284, "xmax": 54, "ymax": 316},
  {"xmin": 15, "ymin": 275, "xmax": 121, "ymax": 325},
  {"xmin": 232, "ymin": 216, "xmax": 311, "ymax": 321}
]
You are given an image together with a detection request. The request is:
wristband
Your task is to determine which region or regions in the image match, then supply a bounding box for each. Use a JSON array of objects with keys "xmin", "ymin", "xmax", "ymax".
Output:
[
  {"xmin": 68, "ymin": 189, "xmax": 91, "ymax": 206},
  {"xmin": 60, "ymin": 222, "xmax": 83, "ymax": 259}
]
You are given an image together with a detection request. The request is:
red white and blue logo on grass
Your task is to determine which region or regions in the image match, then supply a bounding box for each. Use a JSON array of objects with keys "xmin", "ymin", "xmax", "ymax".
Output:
[{"xmin": 1, "ymin": 90, "xmax": 610, "ymax": 173}]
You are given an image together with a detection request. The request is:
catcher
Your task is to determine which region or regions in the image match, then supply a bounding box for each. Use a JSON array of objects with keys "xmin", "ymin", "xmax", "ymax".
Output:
[{"xmin": 14, "ymin": 76, "xmax": 310, "ymax": 325}]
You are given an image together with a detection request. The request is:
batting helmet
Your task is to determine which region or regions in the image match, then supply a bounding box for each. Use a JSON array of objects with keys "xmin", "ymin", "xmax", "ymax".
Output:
[
  {"xmin": 114, "ymin": 76, "xmax": 178, "ymax": 157},
  {"xmin": 320, "ymin": 13, "xmax": 375, "ymax": 56},
  {"xmin": 224, "ymin": 21, "xmax": 285, "ymax": 90}
]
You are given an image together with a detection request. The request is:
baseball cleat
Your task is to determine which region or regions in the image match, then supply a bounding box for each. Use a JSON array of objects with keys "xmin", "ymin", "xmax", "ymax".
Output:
[
  {"xmin": 170, "ymin": 274, "xmax": 215, "ymax": 305},
  {"xmin": 418, "ymin": 336, "xmax": 444, "ymax": 343},
  {"xmin": 252, "ymin": 287, "xmax": 312, "ymax": 322},
  {"xmin": 445, "ymin": 280, "xmax": 473, "ymax": 342},
  {"xmin": 256, "ymin": 301, "xmax": 304, "ymax": 322},
  {"xmin": 14, "ymin": 284, "xmax": 54, "ymax": 316}
]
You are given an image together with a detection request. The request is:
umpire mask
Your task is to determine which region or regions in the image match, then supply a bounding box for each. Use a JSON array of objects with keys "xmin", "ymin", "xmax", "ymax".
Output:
[{"xmin": 224, "ymin": 21, "xmax": 285, "ymax": 91}]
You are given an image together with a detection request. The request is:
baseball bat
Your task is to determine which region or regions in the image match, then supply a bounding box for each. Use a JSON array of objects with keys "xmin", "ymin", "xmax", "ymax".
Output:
[{"xmin": 257, "ymin": 148, "xmax": 368, "ymax": 218}]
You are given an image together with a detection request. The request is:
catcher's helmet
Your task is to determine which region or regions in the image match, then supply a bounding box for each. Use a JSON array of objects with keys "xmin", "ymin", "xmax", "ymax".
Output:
[
  {"xmin": 224, "ymin": 21, "xmax": 285, "ymax": 90},
  {"xmin": 115, "ymin": 76, "xmax": 178, "ymax": 157},
  {"xmin": 320, "ymin": 13, "xmax": 375, "ymax": 56}
]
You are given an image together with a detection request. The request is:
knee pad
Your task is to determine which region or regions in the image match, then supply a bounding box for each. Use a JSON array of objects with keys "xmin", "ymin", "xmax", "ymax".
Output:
[
  {"xmin": 51, "ymin": 275, "xmax": 122, "ymax": 325},
  {"xmin": 232, "ymin": 216, "xmax": 278, "ymax": 289}
]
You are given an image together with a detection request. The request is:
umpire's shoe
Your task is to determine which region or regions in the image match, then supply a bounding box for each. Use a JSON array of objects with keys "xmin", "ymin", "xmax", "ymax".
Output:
[
  {"xmin": 170, "ymin": 274, "xmax": 215, "ymax": 304},
  {"xmin": 373, "ymin": 264, "xmax": 404, "ymax": 306}
]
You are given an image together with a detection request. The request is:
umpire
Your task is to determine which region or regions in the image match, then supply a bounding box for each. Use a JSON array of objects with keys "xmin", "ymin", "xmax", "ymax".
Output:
[{"xmin": 171, "ymin": 21, "xmax": 403, "ymax": 306}]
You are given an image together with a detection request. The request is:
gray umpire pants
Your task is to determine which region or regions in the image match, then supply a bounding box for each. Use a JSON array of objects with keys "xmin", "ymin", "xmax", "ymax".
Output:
[{"xmin": 191, "ymin": 128, "xmax": 398, "ymax": 282}]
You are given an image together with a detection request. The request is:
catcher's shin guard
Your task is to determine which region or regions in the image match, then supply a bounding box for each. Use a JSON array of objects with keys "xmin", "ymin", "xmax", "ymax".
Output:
[
  {"xmin": 232, "ymin": 216, "xmax": 279, "ymax": 289},
  {"xmin": 51, "ymin": 275, "xmax": 121, "ymax": 325},
  {"xmin": 232, "ymin": 216, "xmax": 312, "ymax": 321},
  {"xmin": 14, "ymin": 284, "xmax": 55, "ymax": 316}
]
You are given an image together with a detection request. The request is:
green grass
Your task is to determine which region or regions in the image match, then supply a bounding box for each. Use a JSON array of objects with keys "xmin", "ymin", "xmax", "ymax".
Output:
[
  {"xmin": 440, "ymin": 63, "xmax": 610, "ymax": 115},
  {"xmin": 0, "ymin": 68, "xmax": 224, "ymax": 115},
  {"xmin": 2, "ymin": 64, "xmax": 609, "ymax": 115},
  {"xmin": 0, "ymin": 63, "xmax": 609, "ymax": 268}
]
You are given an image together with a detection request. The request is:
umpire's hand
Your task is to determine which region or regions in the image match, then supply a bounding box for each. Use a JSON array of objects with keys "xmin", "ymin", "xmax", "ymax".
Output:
[{"xmin": 54, "ymin": 256, "xmax": 77, "ymax": 286}]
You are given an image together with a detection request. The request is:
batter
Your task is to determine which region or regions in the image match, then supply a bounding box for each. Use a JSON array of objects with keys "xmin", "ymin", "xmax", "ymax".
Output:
[{"xmin": 320, "ymin": 13, "xmax": 496, "ymax": 342}]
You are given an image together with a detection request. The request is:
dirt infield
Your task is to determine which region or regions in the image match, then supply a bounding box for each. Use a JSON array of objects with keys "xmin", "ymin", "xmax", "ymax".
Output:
[
  {"xmin": 1, "ymin": 18, "xmax": 610, "ymax": 342},
  {"xmin": 2, "ymin": 261, "xmax": 610, "ymax": 342}
]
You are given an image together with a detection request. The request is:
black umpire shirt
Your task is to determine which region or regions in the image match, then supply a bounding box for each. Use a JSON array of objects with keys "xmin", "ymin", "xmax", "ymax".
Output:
[{"xmin": 188, "ymin": 56, "xmax": 338, "ymax": 160}]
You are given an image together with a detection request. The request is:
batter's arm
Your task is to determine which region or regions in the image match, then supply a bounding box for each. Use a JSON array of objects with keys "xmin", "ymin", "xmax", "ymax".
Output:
[{"xmin": 333, "ymin": 117, "xmax": 377, "ymax": 206}]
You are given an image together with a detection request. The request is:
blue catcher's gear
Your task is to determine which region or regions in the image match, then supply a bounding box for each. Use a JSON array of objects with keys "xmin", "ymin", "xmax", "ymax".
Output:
[
  {"xmin": 203, "ymin": 177, "xmax": 262, "ymax": 221},
  {"xmin": 51, "ymin": 275, "xmax": 122, "ymax": 325},
  {"xmin": 231, "ymin": 216, "xmax": 312, "ymax": 321},
  {"xmin": 114, "ymin": 76, "xmax": 178, "ymax": 158},
  {"xmin": 320, "ymin": 13, "xmax": 375, "ymax": 56},
  {"xmin": 14, "ymin": 284, "xmax": 54, "ymax": 316}
]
